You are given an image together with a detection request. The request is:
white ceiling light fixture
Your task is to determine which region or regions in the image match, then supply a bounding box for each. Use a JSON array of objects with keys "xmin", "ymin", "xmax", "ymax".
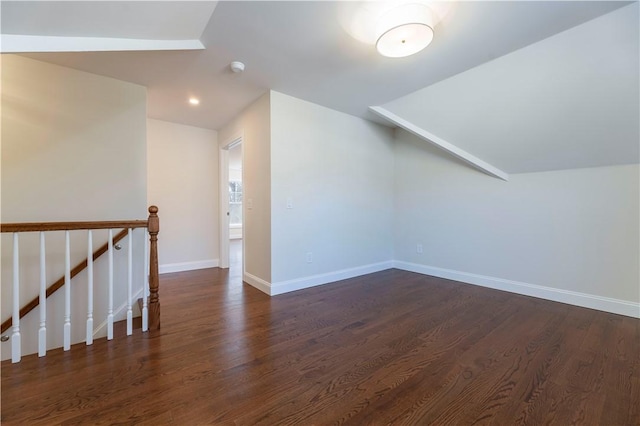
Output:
[
  {"xmin": 376, "ymin": 3, "xmax": 436, "ymax": 58},
  {"xmin": 189, "ymin": 97, "xmax": 200, "ymax": 105},
  {"xmin": 338, "ymin": 1, "xmax": 453, "ymax": 47}
]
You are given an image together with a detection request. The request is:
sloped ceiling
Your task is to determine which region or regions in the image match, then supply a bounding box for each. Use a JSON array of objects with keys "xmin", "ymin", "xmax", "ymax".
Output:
[
  {"xmin": 1, "ymin": 1, "xmax": 637, "ymax": 174},
  {"xmin": 1, "ymin": 1, "xmax": 217, "ymax": 40},
  {"xmin": 381, "ymin": 3, "xmax": 639, "ymax": 174}
]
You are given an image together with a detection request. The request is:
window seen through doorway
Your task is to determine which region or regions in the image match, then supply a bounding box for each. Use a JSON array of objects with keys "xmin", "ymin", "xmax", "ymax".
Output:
[{"xmin": 229, "ymin": 181, "xmax": 242, "ymax": 225}]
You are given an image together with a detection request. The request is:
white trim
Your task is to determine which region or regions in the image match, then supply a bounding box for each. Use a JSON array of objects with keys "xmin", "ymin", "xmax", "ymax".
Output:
[
  {"xmin": 1, "ymin": 34, "xmax": 204, "ymax": 53},
  {"xmin": 271, "ymin": 261, "xmax": 394, "ymax": 296},
  {"xmin": 159, "ymin": 259, "xmax": 219, "ymax": 274},
  {"xmin": 393, "ymin": 261, "xmax": 640, "ymax": 318},
  {"xmin": 369, "ymin": 106, "xmax": 509, "ymax": 181},
  {"xmin": 243, "ymin": 272, "xmax": 272, "ymax": 295},
  {"xmin": 226, "ymin": 138, "xmax": 242, "ymax": 151},
  {"xmin": 229, "ymin": 226, "xmax": 243, "ymax": 240}
]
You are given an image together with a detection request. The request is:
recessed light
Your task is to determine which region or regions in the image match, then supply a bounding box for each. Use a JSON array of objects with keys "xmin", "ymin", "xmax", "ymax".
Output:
[{"xmin": 189, "ymin": 97, "xmax": 200, "ymax": 105}]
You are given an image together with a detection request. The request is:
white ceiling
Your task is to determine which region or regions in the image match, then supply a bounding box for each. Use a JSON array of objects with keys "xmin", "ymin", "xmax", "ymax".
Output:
[
  {"xmin": 3, "ymin": 1, "xmax": 628, "ymax": 130},
  {"xmin": 383, "ymin": 3, "xmax": 639, "ymax": 173},
  {"xmin": 1, "ymin": 1, "xmax": 217, "ymax": 40},
  {"xmin": 1, "ymin": 0, "xmax": 636, "ymax": 174}
]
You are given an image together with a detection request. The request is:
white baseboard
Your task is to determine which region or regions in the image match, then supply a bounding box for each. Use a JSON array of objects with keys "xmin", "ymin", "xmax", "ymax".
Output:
[
  {"xmin": 168, "ymin": 257, "xmax": 638, "ymax": 318},
  {"xmin": 242, "ymin": 261, "xmax": 394, "ymax": 296},
  {"xmin": 159, "ymin": 259, "xmax": 219, "ymax": 274},
  {"xmin": 270, "ymin": 261, "xmax": 394, "ymax": 296},
  {"xmin": 393, "ymin": 261, "xmax": 640, "ymax": 318},
  {"xmin": 243, "ymin": 271, "xmax": 272, "ymax": 295}
]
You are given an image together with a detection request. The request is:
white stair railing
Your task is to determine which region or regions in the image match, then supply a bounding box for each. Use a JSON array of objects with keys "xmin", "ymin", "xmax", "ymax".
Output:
[
  {"xmin": 38, "ymin": 232, "xmax": 46, "ymax": 357},
  {"xmin": 12, "ymin": 233, "xmax": 21, "ymax": 363},
  {"xmin": 0, "ymin": 207, "xmax": 160, "ymax": 363},
  {"xmin": 86, "ymin": 230, "xmax": 94, "ymax": 346},
  {"xmin": 63, "ymin": 230, "xmax": 71, "ymax": 351}
]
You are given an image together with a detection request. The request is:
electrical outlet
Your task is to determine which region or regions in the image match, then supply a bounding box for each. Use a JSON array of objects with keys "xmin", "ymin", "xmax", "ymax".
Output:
[
  {"xmin": 306, "ymin": 252, "xmax": 313, "ymax": 263},
  {"xmin": 417, "ymin": 243, "xmax": 423, "ymax": 254}
]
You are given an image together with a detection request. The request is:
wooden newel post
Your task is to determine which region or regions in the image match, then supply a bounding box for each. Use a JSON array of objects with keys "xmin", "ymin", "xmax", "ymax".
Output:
[{"xmin": 148, "ymin": 206, "xmax": 160, "ymax": 330}]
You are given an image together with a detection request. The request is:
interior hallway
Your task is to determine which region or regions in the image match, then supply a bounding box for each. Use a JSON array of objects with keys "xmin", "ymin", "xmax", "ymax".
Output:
[{"xmin": 229, "ymin": 238, "xmax": 242, "ymax": 280}]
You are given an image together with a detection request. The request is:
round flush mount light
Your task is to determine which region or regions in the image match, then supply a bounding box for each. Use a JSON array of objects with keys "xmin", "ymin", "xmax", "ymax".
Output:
[
  {"xmin": 189, "ymin": 97, "xmax": 200, "ymax": 105},
  {"xmin": 375, "ymin": 3, "xmax": 436, "ymax": 58},
  {"xmin": 337, "ymin": 1, "xmax": 452, "ymax": 54},
  {"xmin": 376, "ymin": 22, "xmax": 434, "ymax": 58}
]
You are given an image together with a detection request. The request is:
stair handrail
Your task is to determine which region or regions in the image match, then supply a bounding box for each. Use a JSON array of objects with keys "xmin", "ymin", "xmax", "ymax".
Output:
[
  {"xmin": 0, "ymin": 206, "xmax": 161, "ymax": 333},
  {"xmin": 1, "ymin": 220, "xmax": 149, "ymax": 232}
]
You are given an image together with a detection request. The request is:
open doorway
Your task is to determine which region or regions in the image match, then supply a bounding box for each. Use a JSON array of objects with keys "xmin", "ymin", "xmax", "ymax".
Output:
[
  {"xmin": 219, "ymin": 135, "xmax": 243, "ymax": 283},
  {"xmin": 228, "ymin": 143, "xmax": 243, "ymax": 277}
]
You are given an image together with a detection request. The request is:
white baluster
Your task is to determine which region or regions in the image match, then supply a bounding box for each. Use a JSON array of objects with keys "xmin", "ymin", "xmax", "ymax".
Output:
[
  {"xmin": 107, "ymin": 229, "xmax": 114, "ymax": 340},
  {"xmin": 38, "ymin": 232, "xmax": 47, "ymax": 357},
  {"xmin": 86, "ymin": 230, "xmax": 93, "ymax": 345},
  {"xmin": 142, "ymin": 228, "xmax": 149, "ymax": 332},
  {"xmin": 12, "ymin": 233, "xmax": 21, "ymax": 363},
  {"xmin": 63, "ymin": 231, "xmax": 71, "ymax": 351},
  {"xmin": 126, "ymin": 228, "xmax": 133, "ymax": 336}
]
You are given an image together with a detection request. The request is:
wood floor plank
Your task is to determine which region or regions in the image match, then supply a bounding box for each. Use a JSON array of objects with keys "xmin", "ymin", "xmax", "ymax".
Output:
[{"xmin": 2, "ymin": 263, "xmax": 639, "ymax": 425}]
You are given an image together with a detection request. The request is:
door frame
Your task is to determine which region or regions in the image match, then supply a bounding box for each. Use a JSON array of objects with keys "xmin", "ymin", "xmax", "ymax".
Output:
[{"xmin": 219, "ymin": 132, "xmax": 243, "ymax": 269}]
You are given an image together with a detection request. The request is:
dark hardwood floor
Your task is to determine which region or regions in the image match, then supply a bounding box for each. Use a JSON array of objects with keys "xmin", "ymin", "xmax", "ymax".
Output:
[{"xmin": 2, "ymin": 245, "xmax": 639, "ymax": 424}]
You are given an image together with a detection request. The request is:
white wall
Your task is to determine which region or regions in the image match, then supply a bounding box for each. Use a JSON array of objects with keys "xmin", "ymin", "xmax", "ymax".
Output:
[
  {"xmin": 218, "ymin": 92, "xmax": 271, "ymax": 285},
  {"xmin": 1, "ymin": 55, "xmax": 147, "ymax": 222},
  {"xmin": 147, "ymin": 119, "xmax": 219, "ymax": 273},
  {"xmin": 393, "ymin": 130, "xmax": 640, "ymax": 316},
  {"xmin": 269, "ymin": 91, "xmax": 394, "ymax": 294},
  {"xmin": 1, "ymin": 55, "xmax": 148, "ymax": 358}
]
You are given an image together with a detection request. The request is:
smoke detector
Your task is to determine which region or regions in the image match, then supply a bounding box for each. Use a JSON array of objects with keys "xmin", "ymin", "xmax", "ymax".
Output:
[{"xmin": 230, "ymin": 61, "xmax": 245, "ymax": 73}]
